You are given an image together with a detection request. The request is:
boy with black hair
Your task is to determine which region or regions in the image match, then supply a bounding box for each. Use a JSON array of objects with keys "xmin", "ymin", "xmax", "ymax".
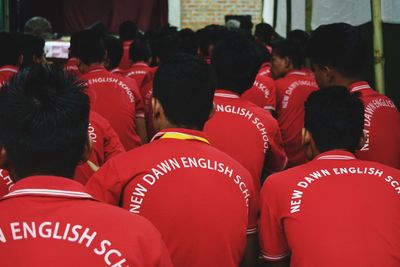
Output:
[
  {"xmin": 255, "ymin": 23, "xmax": 274, "ymax": 53},
  {"xmin": 0, "ymin": 32, "xmax": 22, "ymax": 86},
  {"xmin": 271, "ymin": 39, "xmax": 319, "ymax": 168},
  {"xmin": 71, "ymin": 29, "xmax": 147, "ymax": 150},
  {"xmin": 307, "ymin": 23, "xmax": 400, "ymax": 169},
  {"xmin": 20, "ymin": 34, "xmax": 46, "ymax": 68},
  {"xmin": 197, "ymin": 25, "xmax": 227, "ymax": 64},
  {"xmin": 0, "ymin": 65, "xmax": 172, "ymax": 266},
  {"xmin": 103, "ymin": 34, "xmax": 124, "ymax": 74},
  {"xmin": 258, "ymin": 86, "xmax": 400, "ymax": 267},
  {"xmin": 87, "ymin": 53, "xmax": 257, "ymax": 267},
  {"xmin": 178, "ymin": 28, "xmax": 199, "ymax": 56},
  {"xmin": 125, "ymin": 36, "xmax": 153, "ymax": 87},
  {"xmin": 204, "ymin": 34, "xmax": 287, "ymax": 193},
  {"xmin": 118, "ymin": 20, "xmax": 139, "ymax": 70}
]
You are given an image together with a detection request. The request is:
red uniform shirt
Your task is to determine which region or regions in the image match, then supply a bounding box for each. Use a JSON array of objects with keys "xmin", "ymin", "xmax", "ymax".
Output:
[
  {"xmin": 275, "ymin": 70, "xmax": 319, "ymax": 168},
  {"xmin": 110, "ymin": 67, "xmax": 124, "ymax": 76},
  {"xmin": 86, "ymin": 128, "xmax": 257, "ymax": 267},
  {"xmin": 204, "ymin": 90, "xmax": 287, "ymax": 192},
  {"xmin": 242, "ymin": 72, "xmax": 276, "ymax": 111},
  {"xmin": 81, "ymin": 65, "xmax": 144, "ymax": 150},
  {"xmin": 259, "ymin": 150, "xmax": 400, "ymax": 266},
  {"xmin": 118, "ymin": 40, "xmax": 133, "ymax": 70},
  {"xmin": 125, "ymin": 62, "xmax": 152, "ymax": 88},
  {"xmin": 349, "ymin": 81, "xmax": 400, "ymax": 169},
  {"xmin": 0, "ymin": 65, "xmax": 18, "ymax": 87},
  {"xmin": 0, "ymin": 169, "xmax": 13, "ymax": 198},
  {"xmin": 74, "ymin": 111, "xmax": 125, "ymax": 184},
  {"xmin": 0, "ymin": 176, "xmax": 172, "ymax": 267},
  {"xmin": 64, "ymin": 58, "xmax": 81, "ymax": 78}
]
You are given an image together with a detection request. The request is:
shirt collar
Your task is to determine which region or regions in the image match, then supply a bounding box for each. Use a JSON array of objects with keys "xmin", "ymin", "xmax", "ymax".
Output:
[
  {"xmin": 0, "ymin": 65, "xmax": 18, "ymax": 73},
  {"xmin": 214, "ymin": 89, "xmax": 240, "ymax": 99},
  {"xmin": 87, "ymin": 65, "xmax": 107, "ymax": 74},
  {"xmin": 151, "ymin": 128, "xmax": 210, "ymax": 145},
  {"xmin": 131, "ymin": 61, "xmax": 149, "ymax": 67},
  {"xmin": 287, "ymin": 70, "xmax": 308, "ymax": 76},
  {"xmin": 348, "ymin": 81, "xmax": 371, "ymax": 93},
  {"xmin": 314, "ymin": 150, "xmax": 357, "ymax": 161},
  {"xmin": 1, "ymin": 175, "xmax": 95, "ymax": 200}
]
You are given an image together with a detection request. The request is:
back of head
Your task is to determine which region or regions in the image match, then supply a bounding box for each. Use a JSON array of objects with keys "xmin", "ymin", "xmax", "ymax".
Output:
[
  {"xmin": 129, "ymin": 36, "xmax": 152, "ymax": 63},
  {"xmin": 70, "ymin": 29, "xmax": 105, "ymax": 65},
  {"xmin": 104, "ymin": 35, "xmax": 123, "ymax": 70},
  {"xmin": 20, "ymin": 34, "xmax": 45, "ymax": 68},
  {"xmin": 272, "ymin": 38, "xmax": 305, "ymax": 69},
  {"xmin": 153, "ymin": 53, "xmax": 216, "ymax": 130},
  {"xmin": 178, "ymin": 28, "xmax": 199, "ymax": 56},
  {"xmin": 119, "ymin": 21, "xmax": 138, "ymax": 41},
  {"xmin": 0, "ymin": 65, "xmax": 90, "ymax": 179},
  {"xmin": 287, "ymin": 29, "xmax": 310, "ymax": 48},
  {"xmin": 212, "ymin": 33, "xmax": 261, "ymax": 94},
  {"xmin": 307, "ymin": 23, "xmax": 366, "ymax": 78},
  {"xmin": 151, "ymin": 27, "xmax": 179, "ymax": 63},
  {"xmin": 304, "ymin": 86, "xmax": 364, "ymax": 153},
  {"xmin": 255, "ymin": 23, "xmax": 274, "ymax": 45},
  {"xmin": 0, "ymin": 32, "xmax": 22, "ymax": 67},
  {"xmin": 197, "ymin": 25, "xmax": 227, "ymax": 57},
  {"xmin": 24, "ymin": 16, "xmax": 53, "ymax": 39}
]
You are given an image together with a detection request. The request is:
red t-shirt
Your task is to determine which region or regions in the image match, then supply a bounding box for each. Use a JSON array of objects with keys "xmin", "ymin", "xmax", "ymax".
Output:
[
  {"xmin": 81, "ymin": 65, "xmax": 144, "ymax": 150},
  {"xmin": 0, "ymin": 169, "xmax": 13, "ymax": 198},
  {"xmin": 74, "ymin": 111, "xmax": 125, "ymax": 184},
  {"xmin": 242, "ymin": 72, "xmax": 276, "ymax": 111},
  {"xmin": 86, "ymin": 128, "xmax": 257, "ymax": 267},
  {"xmin": 0, "ymin": 65, "xmax": 18, "ymax": 87},
  {"xmin": 139, "ymin": 67, "xmax": 158, "ymax": 138},
  {"xmin": 0, "ymin": 176, "xmax": 172, "ymax": 267},
  {"xmin": 259, "ymin": 150, "xmax": 400, "ymax": 266},
  {"xmin": 125, "ymin": 62, "xmax": 152, "ymax": 88},
  {"xmin": 204, "ymin": 90, "xmax": 287, "ymax": 192},
  {"xmin": 64, "ymin": 58, "xmax": 81, "ymax": 78},
  {"xmin": 118, "ymin": 40, "xmax": 133, "ymax": 70},
  {"xmin": 110, "ymin": 67, "xmax": 124, "ymax": 76},
  {"xmin": 349, "ymin": 81, "xmax": 400, "ymax": 169},
  {"xmin": 275, "ymin": 70, "xmax": 319, "ymax": 168}
]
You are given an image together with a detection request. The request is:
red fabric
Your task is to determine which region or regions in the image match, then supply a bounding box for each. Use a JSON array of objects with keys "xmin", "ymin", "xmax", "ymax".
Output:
[
  {"xmin": 242, "ymin": 72, "xmax": 277, "ymax": 111},
  {"xmin": 0, "ymin": 169, "xmax": 13, "ymax": 198},
  {"xmin": 86, "ymin": 128, "xmax": 257, "ymax": 267},
  {"xmin": 259, "ymin": 150, "xmax": 400, "ymax": 266},
  {"xmin": 64, "ymin": 58, "xmax": 81, "ymax": 78},
  {"xmin": 64, "ymin": 0, "xmax": 168, "ymax": 33},
  {"xmin": 0, "ymin": 65, "xmax": 18, "ymax": 87},
  {"xmin": 349, "ymin": 81, "xmax": 400, "ymax": 169},
  {"xmin": 119, "ymin": 41, "xmax": 133, "ymax": 70},
  {"xmin": 139, "ymin": 67, "xmax": 158, "ymax": 138},
  {"xmin": 275, "ymin": 70, "xmax": 319, "ymax": 168},
  {"xmin": 74, "ymin": 111, "xmax": 125, "ymax": 184},
  {"xmin": 125, "ymin": 62, "xmax": 153, "ymax": 88},
  {"xmin": 81, "ymin": 65, "xmax": 143, "ymax": 150},
  {"xmin": 204, "ymin": 90, "xmax": 287, "ymax": 192},
  {"xmin": 0, "ymin": 176, "xmax": 173, "ymax": 266}
]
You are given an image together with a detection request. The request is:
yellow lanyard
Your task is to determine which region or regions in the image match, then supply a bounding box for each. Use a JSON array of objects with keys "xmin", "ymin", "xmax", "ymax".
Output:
[{"xmin": 159, "ymin": 132, "xmax": 210, "ymax": 144}]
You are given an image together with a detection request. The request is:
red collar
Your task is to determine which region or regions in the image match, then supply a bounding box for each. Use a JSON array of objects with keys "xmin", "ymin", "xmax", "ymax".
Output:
[
  {"xmin": 87, "ymin": 65, "xmax": 107, "ymax": 74},
  {"xmin": 131, "ymin": 62, "xmax": 149, "ymax": 68},
  {"xmin": 286, "ymin": 70, "xmax": 308, "ymax": 77},
  {"xmin": 314, "ymin": 150, "xmax": 357, "ymax": 161},
  {"xmin": 0, "ymin": 65, "xmax": 18, "ymax": 73},
  {"xmin": 348, "ymin": 81, "xmax": 371, "ymax": 93},
  {"xmin": 1, "ymin": 176, "xmax": 95, "ymax": 200},
  {"xmin": 151, "ymin": 128, "xmax": 210, "ymax": 145},
  {"xmin": 214, "ymin": 89, "xmax": 240, "ymax": 99}
]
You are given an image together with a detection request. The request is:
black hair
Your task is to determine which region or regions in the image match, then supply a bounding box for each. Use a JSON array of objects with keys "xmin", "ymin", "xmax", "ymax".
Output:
[
  {"xmin": 255, "ymin": 43, "xmax": 271, "ymax": 64},
  {"xmin": 104, "ymin": 35, "xmax": 123, "ymax": 70},
  {"xmin": 178, "ymin": 28, "xmax": 199, "ymax": 56},
  {"xmin": 119, "ymin": 21, "xmax": 138, "ymax": 41},
  {"xmin": 197, "ymin": 25, "xmax": 226, "ymax": 57},
  {"xmin": 304, "ymin": 86, "xmax": 364, "ymax": 153},
  {"xmin": 153, "ymin": 53, "xmax": 216, "ymax": 130},
  {"xmin": 0, "ymin": 65, "xmax": 90, "ymax": 179},
  {"xmin": 20, "ymin": 34, "xmax": 45, "ymax": 68},
  {"xmin": 287, "ymin": 29, "xmax": 310, "ymax": 48},
  {"xmin": 212, "ymin": 33, "xmax": 261, "ymax": 94},
  {"xmin": 70, "ymin": 30, "xmax": 105, "ymax": 65},
  {"xmin": 307, "ymin": 23, "xmax": 366, "ymax": 78},
  {"xmin": 151, "ymin": 27, "xmax": 179, "ymax": 63},
  {"xmin": 129, "ymin": 36, "xmax": 151, "ymax": 63},
  {"xmin": 0, "ymin": 32, "xmax": 22, "ymax": 67},
  {"xmin": 272, "ymin": 39, "xmax": 304, "ymax": 69},
  {"xmin": 255, "ymin": 23, "xmax": 274, "ymax": 45}
]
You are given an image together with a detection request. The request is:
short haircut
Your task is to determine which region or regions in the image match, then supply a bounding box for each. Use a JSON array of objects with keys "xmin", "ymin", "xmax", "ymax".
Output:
[
  {"xmin": 212, "ymin": 33, "xmax": 261, "ymax": 94},
  {"xmin": 178, "ymin": 28, "xmax": 199, "ymax": 56},
  {"xmin": 197, "ymin": 25, "xmax": 226, "ymax": 57},
  {"xmin": 272, "ymin": 38, "xmax": 304, "ymax": 69},
  {"xmin": 307, "ymin": 23, "xmax": 366, "ymax": 78},
  {"xmin": 0, "ymin": 65, "xmax": 90, "ymax": 179},
  {"xmin": 255, "ymin": 23, "xmax": 274, "ymax": 45},
  {"xmin": 304, "ymin": 86, "xmax": 364, "ymax": 153},
  {"xmin": 104, "ymin": 35, "xmax": 123, "ymax": 69},
  {"xmin": 119, "ymin": 21, "xmax": 138, "ymax": 41},
  {"xmin": 129, "ymin": 37, "xmax": 151, "ymax": 63},
  {"xmin": 153, "ymin": 53, "xmax": 216, "ymax": 130},
  {"xmin": 70, "ymin": 30, "xmax": 105, "ymax": 65},
  {"xmin": 20, "ymin": 34, "xmax": 45, "ymax": 68},
  {"xmin": 287, "ymin": 29, "xmax": 310, "ymax": 48},
  {"xmin": 0, "ymin": 32, "xmax": 22, "ymax": 67},
  {"xmin": 151, "ymin": 27, "xmax": 179, "ymax": 62}
]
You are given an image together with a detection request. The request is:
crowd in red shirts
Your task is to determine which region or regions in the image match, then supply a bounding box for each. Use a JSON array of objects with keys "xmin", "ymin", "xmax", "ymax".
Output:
[{"xmin": 0, "ymin": 19, "xmax": 399, "ymax": 267}]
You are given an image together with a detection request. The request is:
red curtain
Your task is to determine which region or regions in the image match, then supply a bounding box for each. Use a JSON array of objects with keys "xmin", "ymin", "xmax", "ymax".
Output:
[{"xmin": 64, "ymin": 0, "xmax": 168, "ymax": 33}]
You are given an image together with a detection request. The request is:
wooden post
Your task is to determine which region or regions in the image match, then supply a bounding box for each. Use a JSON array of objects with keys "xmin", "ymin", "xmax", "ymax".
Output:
[
  {"xmin": 305, "ymin": 0, "xmax": 312, "ymax": 33},
  {"xmin": 4, "ymin": 0, "xmax": 10, "ymax": 31},
  {"xmin": 286, "ymin": 0, "xmax": 291, "ymax": 36},
  {"xmin": 371, "ymin": 0, "xmax": 385, "ymax": 94}
]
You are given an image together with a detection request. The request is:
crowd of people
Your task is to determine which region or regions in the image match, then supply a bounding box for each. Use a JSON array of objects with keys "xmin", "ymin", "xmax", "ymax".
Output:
[{"xmin": 0, "ymin": 19, "xmax": 399, "ymax": 267}]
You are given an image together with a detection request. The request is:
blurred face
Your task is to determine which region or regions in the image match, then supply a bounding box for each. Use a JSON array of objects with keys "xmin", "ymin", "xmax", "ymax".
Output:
[
  {"xmin": 271, "ymin": 52, "xmax": 289, "ymax": 79},
  {"xmin": 311, "ymin": 63, "xmax": 330, "ymax": 87}
]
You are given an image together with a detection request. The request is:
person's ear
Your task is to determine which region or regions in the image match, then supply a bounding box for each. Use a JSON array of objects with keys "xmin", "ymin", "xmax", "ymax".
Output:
[
  {"xmin": 0, "ymin": 146, "xmax": 10, "ymax": 170},
  {"xmin": 152, "ymin": 97, "xmax": 162, "ymax": 120},
  {"xmin": 358, "ymin": 130, "xmax": 367, "ymax": 150},
  {"xmin": 208, "ymin": 102, "xmax": 216, "ymax": 119},
  {"xmin": 79, "ymin": 137, "xmax": 93, "ymax": 164},
  {"xmin": 302, "ymin": 128, "xmax": 318, "ymax": 160},
  {"xmin": 284, "ymin": 56, "xmax": 292, "ymax": 69}
]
